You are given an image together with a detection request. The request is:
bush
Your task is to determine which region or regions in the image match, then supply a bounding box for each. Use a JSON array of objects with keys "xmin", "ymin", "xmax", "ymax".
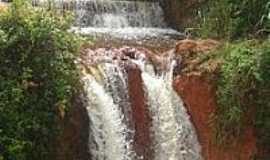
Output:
[
  {"xmin": 197, "ymin": 0, "xmax": 270, "ymax": 39},
  {"xmin": 0, "ymin": 0, "xmax": 82, "ymax": 159},
  {"xmin": 214, "ymin": 41, "xmax": 270, "ymax": 157},
  {"xmin": 254, "ymin": 42, "xmax": 270, "ymax": 152}
]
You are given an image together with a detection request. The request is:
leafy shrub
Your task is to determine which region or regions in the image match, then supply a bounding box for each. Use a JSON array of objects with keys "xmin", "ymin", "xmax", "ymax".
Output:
[
  {"xmin": 0, "ymin": 0, "xmax": 82, "ymax": 159},
  {"xmin": 254, "ymin": 42, "xmax": 270, "ymax": 153},
  {"xmin": 215, "ymin": 41, "xmax": 270, "ymax": 157},
  {"xmin": 215, "ymin": 42, "xmax": 259, "ymax": 142},
  {"xmin": 197, "ymin": 0, "xmax": 270, "ymax": 39}
]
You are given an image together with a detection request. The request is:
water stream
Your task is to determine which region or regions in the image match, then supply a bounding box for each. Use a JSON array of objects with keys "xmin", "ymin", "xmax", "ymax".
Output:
[
  {"xmin": 80, "ymin": 47, "xmax": 203, "ymax": 160},
  {"xmin": 33, "ymin": 0, "xmax": 203, "ymax": 159},
  {"xmin": 138, "ymin": 62, "xmax": 202, "ymax": 160},
  {"xmin": 34, "ymin": 0, "xmax": 183, "ymax": 41},
  {"xmin": 82, "ymin": 64, "xmax": 135, "ymax": 160}
]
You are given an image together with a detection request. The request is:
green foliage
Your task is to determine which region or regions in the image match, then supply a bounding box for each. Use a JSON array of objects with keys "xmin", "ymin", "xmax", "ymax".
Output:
[
  {"xmin": 254, "ymin": 42, "xmax": 270, "ymax": 151},
  {"xmin": 0, "ymin": 0, "xmax": 82, "ymax": 159},
  {"xmin": 215, "ymin": 41, "xmax": 270, "ymax": 157},
  {"xmin": 215, "ymin": 42, "xmax": 259, "ymax": 142},
  {"xmin": 197, "ymin": 0, "xmax": 270, "ymax": 39}
]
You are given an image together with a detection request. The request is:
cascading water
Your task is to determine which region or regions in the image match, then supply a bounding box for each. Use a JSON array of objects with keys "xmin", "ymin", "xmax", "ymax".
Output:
[
  {"xmin": 37, "ymin": 0, "xmax": 202, "ymax": 159},
  {"xmin": 81, "ymin": 63, "xmax": 135, "ymax": 160},
  {"xmin": 34, "ymin": 0, "xmax": 182, "ymax": 40},
  {"xmin": 80, "ymin": 47, "xmax": 203, "ymax": 160},
  {"xmin": 73, "ymin": 0, "xmax": 167, "ymax": 28},
  {"xmin": 137, "ymin": 61, "xmax": 202, "ymax": 160}
]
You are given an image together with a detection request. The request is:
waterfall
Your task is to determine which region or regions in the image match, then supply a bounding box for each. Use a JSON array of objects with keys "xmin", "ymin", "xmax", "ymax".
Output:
[
  {"xmin": 80, "ymin": 48, "xmax": 203, "ymax": 160},
  {"xmin": 82, "ymin": 63, "xmax": 135, "ymax": 160},
  {"xmin": 138, "ymin": 61, "xmax": 202, "ymax": 160},
  {"xmin": 71, "ymin": 0, "xmax": 181, "ymax": 39},
  {"xmin": 33, "ymin": 0, "xmax": 182, "ymax": 39},
  {"xmin": 73, "ymin": 0, "xmax": 167, "ymax": 28},
  {"xmin": 36, "ymin": 0, "xmax": 167, "ymax": 28}
]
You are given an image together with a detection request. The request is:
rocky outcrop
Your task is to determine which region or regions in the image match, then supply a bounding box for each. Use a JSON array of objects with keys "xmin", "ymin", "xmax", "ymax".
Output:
[
  {"xmin": 172, "ymin": 39, "xmax": 258, "ymax": 160},
  {"xmin": 126, "ymin": 66, "xmax": 153, "ymax": 160},
  {"xmin": 175, "ymin": 39, "xmax": 220, "ymax": 54},
  {"xmin": 173, "ymin": 75, "xmax": 257, "ymax": 160}
]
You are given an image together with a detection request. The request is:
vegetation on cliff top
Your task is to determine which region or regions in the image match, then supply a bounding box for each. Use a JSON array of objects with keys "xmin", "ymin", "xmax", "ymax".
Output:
[
  {"xmin": 0, "ymin": 0, "xmax": 82, "ymax": 159},
  {"xmin": 195, "ymin": 1, "xmax": 270, "ymax": 158},
  {"xmin": 197, "ymin": 0, "xmax": 270, "ymax": 39},
  {"xmin": 214, "ymin": 41, "xmax": 270, "ymax": 150}
]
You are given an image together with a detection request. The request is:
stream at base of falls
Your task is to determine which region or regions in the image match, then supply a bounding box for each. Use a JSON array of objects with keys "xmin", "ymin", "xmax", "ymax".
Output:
[{"xmin": 34, "ymin": 0, "xmax": 203, "ymax": 159}]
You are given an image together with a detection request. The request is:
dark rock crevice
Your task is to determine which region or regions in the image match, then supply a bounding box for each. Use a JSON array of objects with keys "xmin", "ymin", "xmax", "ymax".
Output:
[{"xmin": 55, "ymin": 95, "xmax": 92, "ymax": 160}]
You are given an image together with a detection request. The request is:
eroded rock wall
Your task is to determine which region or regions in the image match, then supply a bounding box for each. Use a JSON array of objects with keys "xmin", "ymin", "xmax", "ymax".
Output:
[{"xmin": 173, "ymin": 75, "xmax": 257, "ymax": 160}]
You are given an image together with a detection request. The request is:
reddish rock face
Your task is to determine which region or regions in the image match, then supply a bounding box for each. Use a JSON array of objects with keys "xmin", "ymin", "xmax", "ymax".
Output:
[
  {"xmin": 173, "ymin": 75, "xmax": 257, "ymax": 160},
  {"xmin": 126, "ymin": 66, "xmax": 153, "ymax": 160},
  {"xmin": 175, "ymin": 39, "xmax": 220, "ymax": 54}
]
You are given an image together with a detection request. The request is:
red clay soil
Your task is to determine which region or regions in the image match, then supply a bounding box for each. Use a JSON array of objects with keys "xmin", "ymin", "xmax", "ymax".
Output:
[
  {"xmin": 127, "ymin": 66, "xmax": 153, "ymax": 160},
  {"xmin": 173, "ymin": 75, "xmax": 257, "ymax": 160}
]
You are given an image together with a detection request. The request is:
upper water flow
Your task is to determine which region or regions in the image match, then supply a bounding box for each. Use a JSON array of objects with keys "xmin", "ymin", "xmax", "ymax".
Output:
[
  {"xmin": 73, "ymin": 0, "xmax": 167, "ymax": 28},
  {"xmin": 40, "ymin": 0, "xmax": 167, "ymax": 28},
  {"xmin": 34, "ymin": 0, "xmax": 182, "ymax": 39}
]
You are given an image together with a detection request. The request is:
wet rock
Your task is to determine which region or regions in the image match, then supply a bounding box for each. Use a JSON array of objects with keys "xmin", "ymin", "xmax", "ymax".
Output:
[
  {"xmin": 126, "ymin": 65, "xmax": 153, "ymax": 160},
  {"xmin": 173, "ymin": 39, "xmax": 221, "ymax": 75},
  {"xmin": 79, "ymin": 46, "xmax": 165, "ymax": 72},
  {"xmin": 79, "ymin": 46, "xmax": 157, "ymax": 159}
]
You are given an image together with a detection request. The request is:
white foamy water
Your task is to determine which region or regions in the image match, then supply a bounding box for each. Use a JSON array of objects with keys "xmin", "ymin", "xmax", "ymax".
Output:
[
  {"xmin": 34, "ymin": 0, "xmax": 182, "ymax": 40},
  {"xmin": 70, "ymin": 27, "xmax": 182, "ymax": 40},
  {"xmin": 138, "ymin": 60, "xmax": 203, "ymax": 160},
  {"xmin": 81, "ymin": 50, "xmax": 203, "ymax": 160},
  {"xmin": 82, "ymin": 68, "xmax": 134, "ymax": 160}
]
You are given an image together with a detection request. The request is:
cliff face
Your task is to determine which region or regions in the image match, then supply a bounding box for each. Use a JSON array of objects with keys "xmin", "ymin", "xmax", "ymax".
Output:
[
  {"xmin": 173, "ymin": 75, "xmax": 257, "ymax": 160},
  {"xmin": 172, "ymin": 39, "xmax": 258, "ymax": 160}
]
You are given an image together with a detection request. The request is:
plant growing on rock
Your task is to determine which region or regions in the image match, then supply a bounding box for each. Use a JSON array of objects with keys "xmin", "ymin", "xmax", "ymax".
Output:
[{"xmin": 214, "ymin": 41, "xmax": 270, "ymax": 159}]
